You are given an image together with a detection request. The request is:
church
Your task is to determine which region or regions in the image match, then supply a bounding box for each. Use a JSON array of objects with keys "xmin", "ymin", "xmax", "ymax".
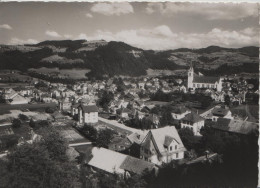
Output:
[{"xmin": 187, "ymin": 66, "xmax": 223, "ymax": 92}]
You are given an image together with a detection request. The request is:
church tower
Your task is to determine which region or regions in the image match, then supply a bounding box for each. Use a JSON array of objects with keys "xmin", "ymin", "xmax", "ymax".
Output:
[{"xmin": 187, "ymin": 63, "xmax": 194, "ymax": 89}]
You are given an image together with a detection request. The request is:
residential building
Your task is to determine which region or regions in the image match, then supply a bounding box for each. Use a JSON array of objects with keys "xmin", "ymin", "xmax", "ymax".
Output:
[
  {"xmin": 211, "ymin": 106, "xmax": 233, "ymax": 121},
  {"xmin": 171, "ymin": 106, "xmax": 191, "ymax": 120},
  {"xmin": 78, "ymin": 104, "xmax": 99, "ymax": 124},
  {"xmin": 180, "ymin": 112, "xmax": 205, "ymax": 136},
  {"xmin": 140, "ymin": 126, "xmax": 186, "ymax": 165},
  {"xmin": 87, "ymin": 147, "xmax": 156, "ymax": 177}
]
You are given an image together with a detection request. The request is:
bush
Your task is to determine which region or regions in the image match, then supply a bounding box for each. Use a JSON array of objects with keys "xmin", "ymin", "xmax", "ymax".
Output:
[
  {"xmin": 18, "ymin": 114, "xmax": 29, "ymax": 122},
  {"xmin": 45, "ymin": 107, "xmax": 55, "ymax": 114},
  {"xmin": 12, "ymin": 118, "xmax": 21, "ymax": 128}
]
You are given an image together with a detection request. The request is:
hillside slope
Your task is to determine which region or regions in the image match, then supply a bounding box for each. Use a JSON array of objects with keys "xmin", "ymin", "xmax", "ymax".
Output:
[{"xmin": 0, "ymin": 40, "xmax": 258, "ymax": 78}]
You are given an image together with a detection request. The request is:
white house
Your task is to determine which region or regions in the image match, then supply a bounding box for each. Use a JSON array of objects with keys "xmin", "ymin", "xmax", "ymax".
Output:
[
  {"xmin": 180, "ymin": 112, "xmax": 205, "ymax": 136},
  {"xmin": 211, "ymin": 106, "xmax": 233, "ymax": 122},
  {"xmin": 140, "ymin": 126, "xmax": 186, "ymax": 165},
  {"xmin": 78, "ymin": 104, "xmax": 99, "ymax": 124},
  {"xmin": 187, "ymin": 65, "xmax": 223, "ymax": 92}
]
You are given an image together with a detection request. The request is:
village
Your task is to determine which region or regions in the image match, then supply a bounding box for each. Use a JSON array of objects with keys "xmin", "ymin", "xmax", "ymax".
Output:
[{"xmin": 0, "ymin": 64, "xmax": 258, "ymax": 180}]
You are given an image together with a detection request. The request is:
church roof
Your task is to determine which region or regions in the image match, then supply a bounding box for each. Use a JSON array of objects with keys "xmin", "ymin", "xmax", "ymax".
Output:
[{"xmin": 193, "ymin": 76, "xmax": 220, "ymax": 84}]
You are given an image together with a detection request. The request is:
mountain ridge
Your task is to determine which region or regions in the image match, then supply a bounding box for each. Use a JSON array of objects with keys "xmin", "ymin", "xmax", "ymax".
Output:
[{"xmin": 0, "ymin": 40, "xmax": 258, "ymax": 78}]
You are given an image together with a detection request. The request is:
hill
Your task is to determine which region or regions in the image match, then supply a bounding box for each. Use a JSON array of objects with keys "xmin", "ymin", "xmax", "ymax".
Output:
[{"xmin": 0, "ymin": 40, "xmax": 258, "ymax": 79}]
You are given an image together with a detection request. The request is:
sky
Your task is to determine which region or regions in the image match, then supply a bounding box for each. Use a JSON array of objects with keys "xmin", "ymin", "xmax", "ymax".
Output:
[{"xmin": 0, "ymin": 2, "xmax": 259, "ymax": 50}]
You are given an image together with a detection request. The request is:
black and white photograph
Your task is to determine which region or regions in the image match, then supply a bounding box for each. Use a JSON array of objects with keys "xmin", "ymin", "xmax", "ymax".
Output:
[{"xmin": 0, "ymin": 1, "xmax": 259, "ymax": 187}]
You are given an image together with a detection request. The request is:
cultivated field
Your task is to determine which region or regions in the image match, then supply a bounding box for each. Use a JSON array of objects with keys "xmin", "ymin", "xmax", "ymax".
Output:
[{"xmin": 28, "ymin": 67, "xmax": 91, "ymax": 79}]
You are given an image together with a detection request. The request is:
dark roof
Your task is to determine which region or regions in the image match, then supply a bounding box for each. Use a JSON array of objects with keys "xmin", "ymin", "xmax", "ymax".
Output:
[
  {"xmin": 182, "ymin": 112, "xmax": 204, "ymax": 124},
  {"xmin": 172, "ymin": 106, "xmax": 188, "ymax": 114},
  {"xmin": 212, "ymin": 118, "xmax": 258, "ymax": 135},
  {"xmin": 120, "ymin": 155, "xmax": 155, "ymax": 175},
  {"xmin": 164, "ymin": 135, "xmax": 174, "ymax": 147},
  {"xmin": 193, "ymin": 76, "xmax": 220, "ymax": 84},
  {"xmin": 212, "ymin": 107, "xmax": 229, "ymax": 117},
  {"xmin": 80, "ymin": 104, "xmax": 98, "ymax": 113}
]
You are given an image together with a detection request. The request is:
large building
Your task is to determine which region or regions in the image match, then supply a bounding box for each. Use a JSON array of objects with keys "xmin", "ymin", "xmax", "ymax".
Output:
[
  {"xmin": 187, "ymin": 66, "xmax": 223, "ymax": 92},
  {"xmin": 140, "ymin": 126, "xmax": 186, "ymax": 165}
]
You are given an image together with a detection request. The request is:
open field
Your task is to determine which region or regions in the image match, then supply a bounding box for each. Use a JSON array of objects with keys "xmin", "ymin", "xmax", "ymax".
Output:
[{"xmin": 28, "ymin": 67, "xmax": 91, "ymax": 79}]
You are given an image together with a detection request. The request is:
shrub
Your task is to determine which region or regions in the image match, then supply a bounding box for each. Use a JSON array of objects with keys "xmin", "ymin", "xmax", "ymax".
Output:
[{"xmin": 12, "ymin": 118, "xmax": 21, "ymax": 128}]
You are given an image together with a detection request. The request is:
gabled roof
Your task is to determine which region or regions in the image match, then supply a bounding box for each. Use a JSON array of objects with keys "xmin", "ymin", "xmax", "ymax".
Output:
[
  {"xmin": 181, "ymin": 112, "xmax": 204, "ymax": 124},
  {"xmin": 163, "ymin": 135, "xmax": 174, "ymax": 147},
  {"xmin": 212, "ymin": 118, "xmax": 258, "ymax": 135},
  {"xmin": 193, "ymin": 76, "xmax": 220, "ymax": 84},
  {"xmin": 127, "ymin": 132, "xmax": 146, "ymax": 144},
  {"xmin": 141, "ymin": 126, "xmax": 185, "ymax": 155},
  {"xmin": 79, "ymin": 104, "xmax": 98, "ymax": 113},
  {"xmin": 120, "ymin": 155, "xmax": 155, "ymax": 175},
  {"xmin": 88, "ymin": 147, "xmax": 155, "ymax": 175}
]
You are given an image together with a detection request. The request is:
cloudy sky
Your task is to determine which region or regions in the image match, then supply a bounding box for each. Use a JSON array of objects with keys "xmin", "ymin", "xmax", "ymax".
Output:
[{"xmin": 0, "ymin": 2, "xmax": 258, "ymax": 50}]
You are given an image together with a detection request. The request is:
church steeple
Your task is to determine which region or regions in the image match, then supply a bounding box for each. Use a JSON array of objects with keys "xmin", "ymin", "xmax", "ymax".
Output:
[{"xmin": 187, "ymin": 61, "xmax": 194, "ymax": 89}]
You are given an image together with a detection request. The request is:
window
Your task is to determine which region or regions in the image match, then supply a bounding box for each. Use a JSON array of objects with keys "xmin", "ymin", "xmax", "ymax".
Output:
[
  {"xmin": 197, "ymin": 84, "xmax": 200, "ymax": 87},
  {"xmin": 176, "ymin": 153, "xmax": 179, "ymax": 158},
  {"xmin": 170, "ymin": 146, "xmax": 172, "ymax": 151},
  {"xmin": 193, "ymin": 84, "xmax": 195, "ymax": 87},
  {"xmin": 175, "ymin": 145, "xmax": 177, "ymax": 150}
]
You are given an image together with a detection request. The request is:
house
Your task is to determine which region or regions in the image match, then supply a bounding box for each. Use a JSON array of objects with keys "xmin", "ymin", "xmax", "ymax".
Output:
[
  {"xmin": 211, "ymin": 106, "xmax": 233, "ymax": 121},
  {"xmin": 119, "ymin": 108, "xmax": 132, "ymax": 119},
  {"xmin": 187, "ymin": 65, "xmax": 223, "ymax": 92},
  {"xmin": 180, "ymin": 112, "xmax": 205, "ymax": 136},
  {"xmin": 78, "ymin": 104, "xmax": 99, "ymax": 124},
  {"xmin": 171, "ymin": 106, "xmax": 191, "ymax": 120},
  {"xmin": 138, "ymin": 82, "xmax": 145, "ymax": 90},
  {"xmin": 59, "ymin": 97, "xmax": 72, "ymax": 112},
  {"xmin": 140, "ymin": 126, "xmax": 186, "ymax": 165},
  {"xmin": 211, "ymin": 118, "xmax": 258, "ymax": 135},
  {"xmin": 71, "ymin": 103, "xmax": 80, "ymax": 116},
  {"xmin": 87, "ymin": 147, "xmax": 156, "ymax": 177},
  {"xmin": 108, "ymin": 135, "xmax": 132, "ymax": 152},
  {"xmin": 10, "ymin": 94, "xmax": 29, "ymax": 105}
]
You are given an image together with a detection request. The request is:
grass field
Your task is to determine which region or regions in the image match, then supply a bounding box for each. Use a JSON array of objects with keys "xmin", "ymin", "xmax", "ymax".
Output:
[{"xmin": 29, "ymin": 67, "xmax": 91, "ymax": 79}]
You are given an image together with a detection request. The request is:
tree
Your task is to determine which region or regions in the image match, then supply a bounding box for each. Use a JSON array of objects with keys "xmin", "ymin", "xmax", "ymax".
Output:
[
  {"xmin": 95, "ymin": 128, "xmax": 116, "ymax": 148},
  {"xmin": 45, "ymin": 107, "xmax": 55, "ymax": 114},
  {"xmin": 224, "ymin": 95, "xmax": 231, "ymax": 106},
  {"xmin": 5, "ymin": 142, "xmax": 80, "ymax": 188},
  {"xmin": 80, "ymin": 124, "xmax": 98, "ymax": 141},
  {"xmin": 29, "ymin": 118, "xmax": 35, "ymax": 128},
  {"xmin": 18, "ymin": 114, "xmax": 29, "ymax": 122},
  {"xmin": 178, "ymin": 127, "xmax": 200, "ymax": 151},
  {"xmin": 12, "ymin": 118, "xmax": 21, "ymax": 128},
  {"xmin": 38, "ymin": 127, "xmax": 69, "ymax": 162}
]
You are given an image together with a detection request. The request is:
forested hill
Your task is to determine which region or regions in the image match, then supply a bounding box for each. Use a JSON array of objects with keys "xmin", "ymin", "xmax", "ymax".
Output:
[{"xmin": 0, "ymin": 40, "xmax": 258, "ymax": 78}]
